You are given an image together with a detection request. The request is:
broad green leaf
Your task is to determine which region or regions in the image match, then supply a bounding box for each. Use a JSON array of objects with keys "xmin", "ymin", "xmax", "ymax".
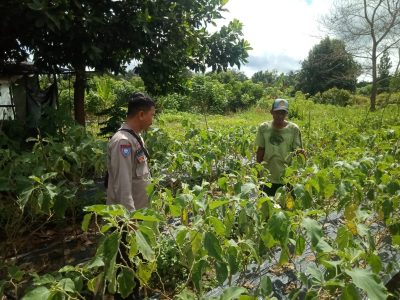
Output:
[
  {"xmin": 204, "ymin": 232, "xmax": 223, "ymax": 261},
  {"xmin": 261, "ymin": 228, "xmax": 276, "ymax": 248},
  {"xmin": 219, "ymin": 287, "xmax": 247, "ymax": 300},
  {"xmin": 176, "ymin": 227, "xmax": 188, "ymax": 247},
  {"xmin": 136, "ymin": 231, "xmax": 155, "ymax": 261},
  {"xmin": 191, "ymin": 231, "xmax": 203, "ymax": 256},
  {"xmin": 307, "ymin": 265, "xmax": 324, "ymax": 284},
  {"xmin": 295, "ymin": 235, "xmax": 306, "ymax": 255},
  {"xmin": 208, "ymin": 216, "xmax": 226, "ymax": 237},
  {"xmin": 54, "ymin": 196, "xmax": 68, "ymax": 218},
  {"xmin": 103, "ymin": 232, "xmax": 120, "ymax": 280},
  {"xmin": 29, "ymin": 175, "xmax": 42, "ymax": 184},
  {"xmin": 18, "ymin": 187, "xmax": 35, "ymax": 210},
  {"xmin": 316, "ymin": 239, "xmax": 333, "ymax": 253},
  {"xmin": 238, "ymin": 240, "xmax": 260, "ymax": 264},
  {"xmin": 209, "ymin": 200, "xmax": 230, "ymax": 210},
  {"xmin": 302, "ymin": 217, "xmax": 322, "ymax": 247},
  {"xmin": 57, "ymin": 278, "xmax": 75, "ymax": 293},
  {"xmin": 238, "ymin": 209, "xmax": 248, "ymax": 234},
  {"xmin": 22, "ymin": 286, "xmax": 51, "ymax": 300},
  {"xmin": 58, "ymin": 265, "xmax": 76, "ymax": 273},
  {"xmin": 86, "ymin": 256, "xmax": 104, "ymax": 269},
  {"xmin": 367, "ymin": 254, "xmax": 382, "ymax": 274},
  {"xmin": 192, "ymin": 259, "xmax": 207, "ymax": 291},
  {"xmin": 217, "ymin": 177, "xmax": 228, "ymax": 191},
  {"xmin": 268, "ymin": 211, "xmax": 290, "ymax": 243},
  {"xmin": 240, "ymin": 183, "xmax": 256, "ymax": 196},
  {"xmin": 87, "ymin": 273, "xmax": 103, "ymax": 293},
  {"xmin": 216, "ymin": 261, "xmax": 228, "ymax": 284},
  {"xmin": 345, "ymin": 268, "xmax": 387, "ymax": 300},
  {"xmin": 117, "ymin": 267, "xmax": 136, "ymax": 298},
  {"xmin": 259, "ymin": 275, "xmax": 273, "ymax": 297},
  {"xmin": 336, "ymin": 226, "xmax": 352, "ymax": 250},
  {"xmin": 341, "ymin": 283, "xmax": 361, "ymax": 300},
  {"xmin": 107, "ymin": 269, "xmax": 117, "ymax": 294},
  {"xmin": 32, "ymin": 274, "xmax": 55, "ymax": 286},
  {"xmin": 324, "ymin": 183, "xmax": 336, "ymax": 199},
  {"xmin": 227, "ymin": 246, "xmax": 239, "ymax": 275},
  {"xmin": 131, "ymin": 211, "xmax": 161, "ymax": 222},
  {"xmin": 139, "ymin": 226, "xmax": 156, "ymax": 247},
  {"xmin": 81, "ymin": 213, "xmax": 92, "ymax": 232}
]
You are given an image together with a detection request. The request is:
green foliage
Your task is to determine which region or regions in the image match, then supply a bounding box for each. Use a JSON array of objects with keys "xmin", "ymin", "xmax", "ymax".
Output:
[
  {"xmin": 390, "ymin": 72, "xmax": 400, "ymax": 92},
  {"xmin": 1, "ymin": 0, "xmax": 250, "ymax": 126},
  {"xmin": 377, "ymin": 49, "xmax": 392, "ymax": 94},
  {"xmin": 376, "ymin": 92, "xmax": 400, "ymax": 107},
  {"xmin": 3, "ymin": 99, "xmax": 400, "ymax": 299},
  {"xmin": 312, "ymin": 88, "xmax": 352, "ymax": 106},
  {"xmin": 297, "ymin": 37, "xmax": 360, "ymax": 95},
  {"xmin": 0, "ymin": 126, "xmax": 106, "ymax": 239},
  {"xmin": 190, "ymin": 75, "xmax": 230, "ymax": 114}
]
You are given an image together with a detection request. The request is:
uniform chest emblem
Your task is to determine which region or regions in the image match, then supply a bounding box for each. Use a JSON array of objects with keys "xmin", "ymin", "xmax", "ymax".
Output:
[{"xmin": 120, "ymin": 145, "xmax": 132, "ymax": 157}]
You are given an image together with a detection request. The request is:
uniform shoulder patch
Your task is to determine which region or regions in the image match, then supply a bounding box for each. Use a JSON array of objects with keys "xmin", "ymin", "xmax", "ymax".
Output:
[{"xmin": 120, "ymin": 144, "xmax": 132, "ymax": 157}]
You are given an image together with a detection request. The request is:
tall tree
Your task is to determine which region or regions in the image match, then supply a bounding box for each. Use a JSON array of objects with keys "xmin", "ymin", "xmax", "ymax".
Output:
[
  {"xmin": 378, "ymin": 49, "xmax": 393, "ymax": 92},
  {"xmin": 323, "ymin": 0, "xmax": 400, "ymax": 110},
  {"xmin": 0, "ymin": 0, "xmax": 250, "ymax": 126},
  {"xmin": 296, "ymin": 37, "xmax": 360, "ymax": 95},
  {"xmin": 251, "ymin": 70, "xmax": 279, "ymax": 86}
]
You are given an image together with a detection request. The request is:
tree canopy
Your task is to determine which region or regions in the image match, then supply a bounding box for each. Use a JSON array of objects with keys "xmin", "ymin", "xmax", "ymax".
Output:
[
  {"xmin": 296, "ymin": 37, "xmax": 360, "ymax": 95},
  {"xmin": 322, "ymin": 0, "xmax": 400, "ymax": 110},
  {"xmin": 0, "ymin": 0, "xmax": 251, "ymax": 125}
]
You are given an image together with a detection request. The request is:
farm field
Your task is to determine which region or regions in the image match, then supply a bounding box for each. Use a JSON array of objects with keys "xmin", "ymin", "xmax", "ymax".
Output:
[{"xmin": 1, "ymin": 99, "xmax": 400, "ymax": 299}]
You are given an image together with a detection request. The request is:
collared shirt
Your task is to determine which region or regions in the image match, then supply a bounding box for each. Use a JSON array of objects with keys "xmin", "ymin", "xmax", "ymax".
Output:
[{"xmin": 106, "ymin": 123, "xmax": 150, "ymax": 211}]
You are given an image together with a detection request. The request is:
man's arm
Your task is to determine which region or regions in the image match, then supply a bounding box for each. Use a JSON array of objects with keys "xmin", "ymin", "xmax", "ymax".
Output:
[
  {"xmin": 293, "ymin": 127, "xmax": 307, "ymax": 158},
  {"xmin": 256, "ymin": 147, "xmax": 265, "ymax": 163}
]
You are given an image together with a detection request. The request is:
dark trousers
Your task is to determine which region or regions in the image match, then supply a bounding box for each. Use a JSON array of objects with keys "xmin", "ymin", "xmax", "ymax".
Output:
[{"xmin": 262, "ymin": 183, "xmax": 293, "ymax": 197}]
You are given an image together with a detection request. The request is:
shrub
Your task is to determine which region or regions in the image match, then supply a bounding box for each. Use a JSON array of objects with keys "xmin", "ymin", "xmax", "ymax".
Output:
[
  {"xmin": 350, "ymin": 94, "xmax": 369, "ymax": 106},
  {"xmin": 313, "ymin": 88, "xmax": 352, "ymax": 106},
  {"xmin": 376, "ymin": 92, "xmax": 400, "ymax": 107},
  {"xmin": 190, "ymin": 76, "xmax": 229, "ymax": 114},
  {"xmin": 157, "ymin": 93, "xmax": 191, "ymax": 112},
  {"xmin": 357, "ymin": 84, "xmax": 372, "ymax": 96}
]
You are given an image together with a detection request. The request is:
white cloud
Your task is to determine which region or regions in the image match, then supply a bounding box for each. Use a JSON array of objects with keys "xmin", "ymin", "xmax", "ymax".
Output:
[{"xmin": 217, "ymin": 0, "xmax": 332, "ymax": 76}]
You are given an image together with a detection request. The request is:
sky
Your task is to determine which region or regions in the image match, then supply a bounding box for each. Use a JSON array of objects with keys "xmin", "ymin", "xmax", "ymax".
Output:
[{"xmin": 216, "ymin": 0, "xmax": 333, "ymax": 76}]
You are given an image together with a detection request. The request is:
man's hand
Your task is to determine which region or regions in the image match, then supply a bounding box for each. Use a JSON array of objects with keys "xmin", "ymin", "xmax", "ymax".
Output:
[
  {"xmin": 295, "ymin": 148, "xmax": 307, "ymax": 158},
  {"xmin": 256, "ymin": 147, "xmax": 265, "ymax": 163}
]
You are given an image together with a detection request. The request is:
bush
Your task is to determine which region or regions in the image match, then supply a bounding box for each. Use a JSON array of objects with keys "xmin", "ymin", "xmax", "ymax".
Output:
[
  {"xmin": 157, "ymin": 93, "xmax": 191, "ymax": 112},
  {"xmin": 313, "ymin": 88, "xmax": 352, "ymax": 106},
  {"xmin": 190, "ymin": 76, "xmax": 229, "ymax": 114},
  {"xmin": 357, "ymin": 84, "xmax": 372, "ymax": 96},
  {"xmin": 350, "ymin": 94, "xmax": 369, "ymax": 106},
  {"xmin": 256, "ymin": 96, "xmax": 272, "ymax": 110},
  {"xmin": 376, "ymin": 92, "xmax": 400, "ymax": 107}
]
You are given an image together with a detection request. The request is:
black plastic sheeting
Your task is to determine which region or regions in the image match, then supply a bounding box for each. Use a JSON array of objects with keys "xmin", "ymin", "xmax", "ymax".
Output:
[{"xmin": 206, "ymin": 211, "xmax": 400, "ymax": 299}]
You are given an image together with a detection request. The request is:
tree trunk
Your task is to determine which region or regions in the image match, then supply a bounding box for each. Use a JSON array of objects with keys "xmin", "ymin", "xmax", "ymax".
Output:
[
  {"xmin": 73, "ymin": 65, "xmax": 86, "ymax": 126},
  {"xmin": 370, "ymin": 45, "xmax": 377, "ymax": 111}
]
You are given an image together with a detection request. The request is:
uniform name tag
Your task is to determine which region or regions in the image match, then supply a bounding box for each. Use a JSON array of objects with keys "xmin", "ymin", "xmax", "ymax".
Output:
[{"xmin": 120, "ymin": 145, "xmax": 132, "ymax": 157}]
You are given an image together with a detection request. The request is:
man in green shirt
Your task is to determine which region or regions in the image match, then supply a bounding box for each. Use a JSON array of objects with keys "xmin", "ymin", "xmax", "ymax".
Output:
[{"xmin": 255, "ymin": 98, "xmax": 306, "ymax": 196}]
